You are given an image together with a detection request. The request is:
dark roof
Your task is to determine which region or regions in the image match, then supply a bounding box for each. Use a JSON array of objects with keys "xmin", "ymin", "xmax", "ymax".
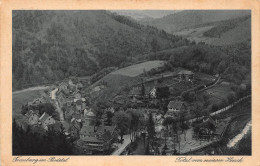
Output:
[
  {"xmin": 178, "ymin": 70, "xmax": 194, "ymax": 75},
  {"xmin": 71, "ymin": 121, "xmax": 81, "ymax": 131},
  {"xmin": 204, "ymin": 117, "xmax": 216, "ymax": 127},
  {"xmin": 167, "ymin": 101, "xmax": 184, "ymax": 109},
  {"xmin": 48, "ymin": 123, "xmax": 62, "ymax": 132},
  {"xmin": 76, "ymin": 100, "xmax": 83, "ymax": 105},
  {"xmin": 101, "ymin": 131, "xmax": 113, "ymax": 142}
]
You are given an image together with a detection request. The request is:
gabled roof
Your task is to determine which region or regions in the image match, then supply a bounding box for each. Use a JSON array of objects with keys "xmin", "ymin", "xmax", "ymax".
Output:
[
  {"xmin": 86, "ymin": 111, "xmax": 96, "ymax": 117},
  {"xmin": 178, "ymin": 70, "xmax": 194, "ymax": 75},
  {"xmin": 25, "ymin": 110, "xmax": 34, "ymax": 117},
  {"xmin": 167, "ymin": 101, "xmax": 184, "ymax": 109},
  {"xmin": 71, "ymin": 120, "xmax": 81, "ymax": 131},
  {"xmin": 204, "ymin": 116, "xmax": 217, "ymax": 127},
  {"xmin": 39, "ymin": 112, "xmax": 51, "ymax": 122}
]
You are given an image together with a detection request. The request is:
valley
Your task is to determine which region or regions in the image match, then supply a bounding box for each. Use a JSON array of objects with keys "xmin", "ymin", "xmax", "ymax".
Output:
[{"xmin": 12, "ymin": 10, "xmax": 251, "ymax": 156}]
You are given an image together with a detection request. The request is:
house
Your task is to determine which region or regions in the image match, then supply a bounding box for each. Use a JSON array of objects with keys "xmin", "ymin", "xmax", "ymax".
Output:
[
  {"xmin": 50, "ymin": 88, "xmax": 59, "ymax": 100},
  {"xmin": 59, "ymin": 82, "xmax": 68, "ymax": 91},
  {"xmin": 56, "ymin": 91, "xmax": 67, "ymax": 107},
  {"xmin": 26, "ymin": 110, "xmax": 40, "ymax": 125},
  {"xmin": 84, "ymin": 108, "xmax": 96, "ymax": 126},
  {"xmin": 48, "ymin": 122, "xmax": 63, "ymax": 133},
  {"xmin": 165, "ymin": 101, "xmax": 186, "ymax": 118},
  {"xmin": 69, "ymin": 118, "xmax": 82, "ymax": 138},
  {"xmin": 78, "ymin": 125, "xmax": 117, "ymax": 153},
  {"xmin": 149, "ymin": 87, "xmax": 157, "ymax": 98},
  {"xmin": 39, "ymin": 112, "xmax": 56, "ymax": 130},
  {"xmin": 129, "ymin": 86, "xmax": 143, "ymax": 98},
  {"xmin": 64, "ymin": 107, "xmax": 75, "ymax": 121},
  {"xmin": 178, "ymin": 70, "xmax": 194, "ymax": 81},
  {"xmin": 195, "ymin": 116, "xmax": 217, "ymax": 140}
]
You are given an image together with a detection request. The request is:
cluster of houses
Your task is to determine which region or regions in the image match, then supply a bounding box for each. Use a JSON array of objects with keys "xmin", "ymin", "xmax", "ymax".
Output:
[
  {"xmin": 22, "ymin": 69, "xmax": 226, "ymax": 155},
  {"xmin": 23, "ymin": 78, "xmax": 118, "ymax": 154}
]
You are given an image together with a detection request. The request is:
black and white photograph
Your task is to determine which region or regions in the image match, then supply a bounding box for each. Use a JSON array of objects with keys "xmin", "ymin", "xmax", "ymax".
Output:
[{"xmin": 12, "ymin": 10, "xmax": 251, "ymax": 156}]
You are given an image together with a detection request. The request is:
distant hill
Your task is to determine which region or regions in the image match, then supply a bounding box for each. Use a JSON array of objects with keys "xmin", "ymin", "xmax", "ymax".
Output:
[
  {"xmin": 140, "ymin": 10, "xmax": 250, "ymax": 33},
  {"xmin": 173, "ymin": 15, "xmax": 251, "ymax": 46},
  {"xmin": 12, "ymin": 10, "xmax": 189, "ymax": 90},
  {"xmin": 110, "ymin": 10, "xmax": 179, "ymax": 20}
]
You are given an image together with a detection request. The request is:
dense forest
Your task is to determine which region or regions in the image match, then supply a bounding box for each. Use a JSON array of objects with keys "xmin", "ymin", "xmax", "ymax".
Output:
[
  {"xmin": 12, "ymin": 10, "xmax": 190, "ymax": 90},
  {"xmin": 12, "ymin": 119, "xmax": 74, "ymax": 155},
  {"xmin": 144, "ymin": 42, "xmax": 251, "ymax": 86}
]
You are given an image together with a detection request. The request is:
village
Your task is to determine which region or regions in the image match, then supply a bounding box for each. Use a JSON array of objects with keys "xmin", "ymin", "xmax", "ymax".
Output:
[{"xmin": 19, "ymin": 64, "xmax": 251, "ymax": 155}]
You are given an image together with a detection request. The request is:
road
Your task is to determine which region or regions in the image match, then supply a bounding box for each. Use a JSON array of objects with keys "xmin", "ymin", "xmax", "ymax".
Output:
[
  {"xmin": 111, "ymin": 134, "xmax": 131, "ymax": 155},
  {"xmin": 12, "ymin": 86, "xmax": 49, "ymax": 95}
]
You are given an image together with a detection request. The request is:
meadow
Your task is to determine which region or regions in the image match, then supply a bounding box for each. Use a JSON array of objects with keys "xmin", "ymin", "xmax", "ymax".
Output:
[{"xmin": 110, "ymin": 60, "xmax": 165, "ymax": 77}]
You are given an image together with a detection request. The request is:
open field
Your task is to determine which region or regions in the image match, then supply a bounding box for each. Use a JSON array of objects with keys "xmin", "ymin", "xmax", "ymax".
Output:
[
  {"xmin": 12, "ymin": 90, "xmax": 42, "ymax": 128},
  {"xmin": 87, "ymin": 74, "xmax": 142, "ymax": 102},
  {"xmin": 110, "ymin": 61, "xmax": 165, "ymax": 77}
]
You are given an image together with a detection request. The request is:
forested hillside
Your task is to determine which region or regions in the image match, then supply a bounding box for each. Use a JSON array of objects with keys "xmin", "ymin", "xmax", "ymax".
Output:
[
  {"xmin": 12, "ymin": 10, "xmax": 190, "ymax": 90},
  {"xmin": 140, "ymin": 10, "xmax": 250, "ymax": 33}
]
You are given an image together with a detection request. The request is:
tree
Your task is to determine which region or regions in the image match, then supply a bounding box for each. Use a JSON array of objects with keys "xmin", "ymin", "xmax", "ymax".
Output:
[
  {"xmin": 163, "ymin": 116, "xmax": 174, "ymax": 130},
  {"xmin": 127, "ymin": 109, "xmax": 141, "ymax": 143},
  {"xmin": 151, "ymin": 38, "xmax": 160, "ymax": 53},
  {"xmin": 180, "ymin": 123, "xmax": 189, "ymax": 141},
  {"xmin": 147, "ymin": 113, "xmax": 155, "ymax": 149},
  {"xmin": 113, "ymin": 111, "xmax": 130, "ymax": 142},
  {"xmin": 12, "ymin": 120, "xmax": 74, "ymax": 155},
  {"xmin": 156, "ymin": 86, "xmax": 170, "ymax": 100},
  {"xmin": 190, "ymin": 102, "xmax": 203, "ymax": 120}
]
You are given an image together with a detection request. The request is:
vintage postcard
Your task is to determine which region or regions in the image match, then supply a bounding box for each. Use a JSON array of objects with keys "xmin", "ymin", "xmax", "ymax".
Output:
[{"xmin": 1, "ymin": 0, "xmax": 260, "ymax": 165}]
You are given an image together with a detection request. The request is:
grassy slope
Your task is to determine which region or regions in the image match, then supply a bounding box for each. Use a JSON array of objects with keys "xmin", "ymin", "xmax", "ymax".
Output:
[
  {"xmin": 110, "ymin": 60, "xmax": 165, "ymax": 77},
  {"xmin": 86, "ymin": 60, "xmax": 167, "ymax": 101}
]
